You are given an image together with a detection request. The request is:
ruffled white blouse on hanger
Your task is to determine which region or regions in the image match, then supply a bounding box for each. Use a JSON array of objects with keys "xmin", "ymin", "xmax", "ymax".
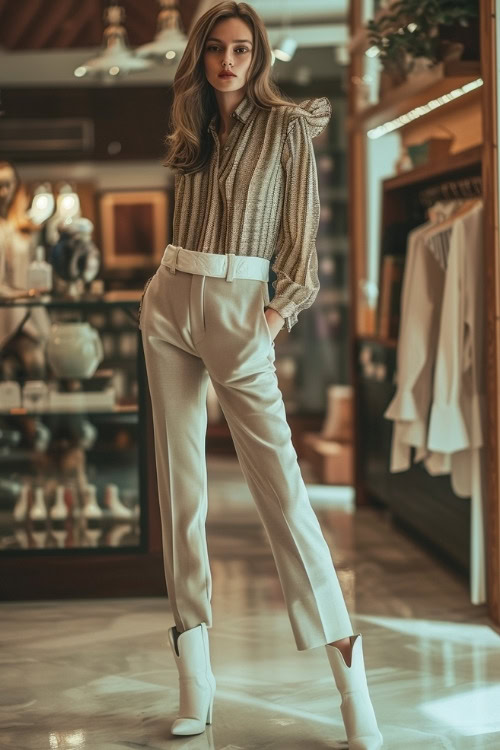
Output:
[{"xmin": 384, "ymin": 199, "xmax": 486, "ymax": 605}]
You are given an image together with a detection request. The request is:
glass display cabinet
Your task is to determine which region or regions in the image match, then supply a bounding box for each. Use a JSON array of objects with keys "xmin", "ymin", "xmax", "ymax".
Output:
[{"xmin": 0, "ymin": 291, "xmax": 165, "ymax": 599}]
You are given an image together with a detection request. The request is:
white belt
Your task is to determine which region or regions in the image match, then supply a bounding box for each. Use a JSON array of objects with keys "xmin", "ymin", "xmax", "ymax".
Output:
[{"xmin": 161, "ymin": 244, "xmax": 270, "ymax": 282}]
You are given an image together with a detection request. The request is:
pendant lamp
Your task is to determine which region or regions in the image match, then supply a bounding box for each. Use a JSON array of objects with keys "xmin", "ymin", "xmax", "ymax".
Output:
[
  {"xmin": 135, "ymin": 1, "xmax": 186, "ymax": 62},
  {"xmin": 75, "ymin": 4, "xmax": 152, "ymax": 79}
]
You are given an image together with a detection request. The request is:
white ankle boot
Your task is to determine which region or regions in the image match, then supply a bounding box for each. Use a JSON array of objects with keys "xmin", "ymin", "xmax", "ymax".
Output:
[
  {"xmin": 326, "ymin": 634, "xmax": 383, "ymax": 749},
  {"xmin": 167, "ymin": 622, "xmax": 216, "ymax": 736}
]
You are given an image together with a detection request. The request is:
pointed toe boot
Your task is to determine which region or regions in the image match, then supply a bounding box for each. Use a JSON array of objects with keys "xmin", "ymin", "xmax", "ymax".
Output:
[
  {"xmin": 167, "ymin": 622, "xmax": 216, "ymax": 736},
  {"xmin": 326, "ymin": 634, "xmax": 383, "ymax": 749}
]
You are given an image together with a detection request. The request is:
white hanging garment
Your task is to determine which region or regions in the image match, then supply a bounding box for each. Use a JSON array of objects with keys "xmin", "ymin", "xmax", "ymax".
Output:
[
  {"xmin": 426, "ymin": 200, "xmax": 484, "ymax": 454},
  {"xmin": 384, "ymin": 198, "xmax": 486, "ymax": 605},
  {"xmin": 384, "ymin": 201, "xmax": 461, "ymax": 472},
  {"xmin": 425, "ymin": 200, "xmax": 486, "ymax": 604}
]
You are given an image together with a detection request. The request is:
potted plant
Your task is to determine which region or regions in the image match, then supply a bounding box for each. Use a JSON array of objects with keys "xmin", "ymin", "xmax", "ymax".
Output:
[
  {"xmin": 366, "ymin": 0, "xmax": 478, "ymax": 91},
  {"xmin": 432, "ymin": 0, "xmax": 479, "ymax": 61}
]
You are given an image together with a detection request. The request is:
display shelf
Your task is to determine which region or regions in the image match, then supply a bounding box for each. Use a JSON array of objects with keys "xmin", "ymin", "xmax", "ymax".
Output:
[
  {"xmin": 320, "ymin": 289, "xmax": 351, "ymax": 306},
  {"xmin": 317, "ymin": 237, "xmax": 349, "ymax": 255},
  {"xmin": 0, "ymin": 450, "xmax": 35, "ymax": 463},
  {"xmin": 0, "ymin": 443, "xmax": 138, "ymax": 463},
  {"xmin": 0, "ymin": 294, "xmax": 140, "ymax": 307},
  {"xmin": 0, "ymin": 289, "xmax": 165, "ymax": 598},
  {"xmin": 5, "ymin": 405, "xmax": 139, "ymax": 416},
  {"xmin": 86, "ymin": 445, "xmax": 137, "ymax": 457},
  {"xmin": 0, "ymin": 521, "xmax": 143, "ymax": 554},
  {"xmin": 349, "ymin": 60, "xmax": 481, "ymax": 132},
  {"xmin": 357, "ymin": 334, "xmax": 398, "ymax": 349},
  {"xmin": 383, "ymin": 145, "xmax": 482, "ymax": 191},
  {"xmin": 322, "ymin": 187, "xmax": 349, "ymax": 200}
]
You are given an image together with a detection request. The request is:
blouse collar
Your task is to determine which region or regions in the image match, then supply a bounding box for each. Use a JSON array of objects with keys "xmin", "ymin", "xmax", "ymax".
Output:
[{"xmin": 207, "ymin": 93, "xmax": 255, "ymax": 132}]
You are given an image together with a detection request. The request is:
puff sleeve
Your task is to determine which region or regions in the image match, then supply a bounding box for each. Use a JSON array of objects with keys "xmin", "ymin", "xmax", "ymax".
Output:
[{"xmin": 265, "ymin": 97, "xmax": 332, "ymax": 332}]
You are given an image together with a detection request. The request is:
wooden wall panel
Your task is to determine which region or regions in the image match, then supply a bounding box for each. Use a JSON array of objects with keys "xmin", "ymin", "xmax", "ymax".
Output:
[{"xmin": 481, "ymin": 0, "xmax": 500, "ymax": 624}]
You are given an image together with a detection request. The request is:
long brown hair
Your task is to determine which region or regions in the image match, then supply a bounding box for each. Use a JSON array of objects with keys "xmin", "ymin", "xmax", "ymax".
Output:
[
  {"xmin": 163, "ymin": 1, "xmax": 295, "ymax": 174},
  {"xmin": 0, "ymin": 161, "xmax": 36, "ymax": 233}
]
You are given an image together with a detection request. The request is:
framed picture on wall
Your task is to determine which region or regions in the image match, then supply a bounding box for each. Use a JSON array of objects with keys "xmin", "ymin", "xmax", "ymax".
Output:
[{"xmin": 99, "ymin": 190, "xmax": 168, "ymax": 269}]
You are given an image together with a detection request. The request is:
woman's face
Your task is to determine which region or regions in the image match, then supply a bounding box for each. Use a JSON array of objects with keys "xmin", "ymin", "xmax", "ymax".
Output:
[
  {"xmin": 0, "ymin": 166, "xmax": 16, "ymax": 217},
  {"xmin": 203, "ymin": 17, "xmax": 253, "ymax": 95}
]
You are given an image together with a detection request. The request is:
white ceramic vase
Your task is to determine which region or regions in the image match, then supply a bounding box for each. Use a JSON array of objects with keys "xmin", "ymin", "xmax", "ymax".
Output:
[{"xmin": 47, "ymin": 322, "xmax": 104, "ymax": 379}]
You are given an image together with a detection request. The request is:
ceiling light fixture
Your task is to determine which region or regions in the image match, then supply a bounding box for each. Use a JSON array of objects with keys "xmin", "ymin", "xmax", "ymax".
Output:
[
  {"xmin": 273, "ymin": 36, "xmax": 297, "ymax": 62},
  {"xmin": 75, "ymin": 4, "xmax": 152, "ymax": 79},
  {"xmin": 135, "ymin": 1, "xmax": 186, "ymax": 61}
]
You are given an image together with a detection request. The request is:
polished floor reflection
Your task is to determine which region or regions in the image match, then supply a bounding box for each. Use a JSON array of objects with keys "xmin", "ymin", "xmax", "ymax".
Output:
[{"xmin": 1, "ymin": 455, "xmax": 499, "ymax": 749}]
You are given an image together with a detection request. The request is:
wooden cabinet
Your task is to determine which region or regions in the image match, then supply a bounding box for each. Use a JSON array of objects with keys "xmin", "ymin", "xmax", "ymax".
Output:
[
  {"xmin": 356, "ymin": 337, "xmax": 471, "ymax": 573},
  {"xmin": 347, "ymin": 0, "xmax": 499, "ymax": 619},
  {"xmin": 0, "ymin": 295, "xmax": 165, "ymax": 599}
]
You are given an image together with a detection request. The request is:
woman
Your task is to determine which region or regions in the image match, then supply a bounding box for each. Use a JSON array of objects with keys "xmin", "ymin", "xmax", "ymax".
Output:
[
  {"xmin": 0, "ymin": 160, "xmax": 50, "ymax": 379},
  {"xmin": 139, "ymin": 2, "xmax": 383, "ymax": 747}
]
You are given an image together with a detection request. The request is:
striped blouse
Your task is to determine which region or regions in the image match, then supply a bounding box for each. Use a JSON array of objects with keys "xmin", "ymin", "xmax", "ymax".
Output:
[{"xmin": 172, "ymin": 93, "xmax": 332, "ymax": 332}]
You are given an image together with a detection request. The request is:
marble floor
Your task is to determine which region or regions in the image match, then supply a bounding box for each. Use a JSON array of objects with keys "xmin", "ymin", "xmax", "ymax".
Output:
[{"xmin": 1, "ymin": 455, "xmax": 500, "ymax": 750}]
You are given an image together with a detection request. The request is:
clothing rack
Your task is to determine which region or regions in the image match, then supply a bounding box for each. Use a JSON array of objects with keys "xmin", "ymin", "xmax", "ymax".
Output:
[{"xmin": 418, "ymin": 175, "xmax": 482, "ymax": 208}]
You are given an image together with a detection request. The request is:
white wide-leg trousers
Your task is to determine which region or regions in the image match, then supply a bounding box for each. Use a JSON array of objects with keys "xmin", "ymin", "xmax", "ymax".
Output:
[{"xmin": 140, "ymin": 244, "xmax": 353, "ymax": 651}]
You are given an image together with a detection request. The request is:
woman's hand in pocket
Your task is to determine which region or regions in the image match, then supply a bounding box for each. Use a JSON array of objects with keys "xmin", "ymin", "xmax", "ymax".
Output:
[{"xmin": 264, "ymin": 307, "xmax": 285, "ymax": 341}]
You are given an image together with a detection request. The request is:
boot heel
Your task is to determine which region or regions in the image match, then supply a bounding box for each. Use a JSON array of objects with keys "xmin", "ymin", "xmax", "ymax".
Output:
[
  {"xmin": 168, "ymin": 622, "xmax": 216, "ymax": 736},
  {"xmin": 206, "ymin": 694, "xmax": 214, "ymax": 724}
]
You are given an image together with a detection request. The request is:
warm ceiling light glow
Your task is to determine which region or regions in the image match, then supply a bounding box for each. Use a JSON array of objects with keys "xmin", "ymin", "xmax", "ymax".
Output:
[
  {"xmin": 74, "ymin": 66, "xmax": 87, "ymax": 77},
  {"xmin": 109, "ymin": 66, "xmax": 120, "ymax": 76},
  {"xmin": 367, "ymin": 78, "xmax": 483, "ymax": 139},
  {"xmin": 165, "ymin": 50, "xmax": 176, "ymax": 60}
]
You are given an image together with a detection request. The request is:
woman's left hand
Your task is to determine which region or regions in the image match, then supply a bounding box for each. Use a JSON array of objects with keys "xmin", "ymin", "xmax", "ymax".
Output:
[{"xmin": 264, "ymin": 307, "xmax": 285, "ymax": 341}]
